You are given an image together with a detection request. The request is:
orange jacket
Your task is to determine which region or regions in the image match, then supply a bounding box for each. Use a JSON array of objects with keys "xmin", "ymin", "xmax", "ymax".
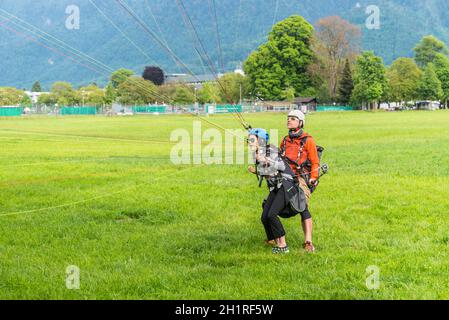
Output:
[{"xmin": 280, "ymin": 131, "xmax": 320, "ymax": 181}]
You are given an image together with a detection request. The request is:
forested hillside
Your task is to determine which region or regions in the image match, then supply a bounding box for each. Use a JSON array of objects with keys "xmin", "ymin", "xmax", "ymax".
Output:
[{"xmin": 1, "ymin": 0, "xmax": 449, "ymax": 89}]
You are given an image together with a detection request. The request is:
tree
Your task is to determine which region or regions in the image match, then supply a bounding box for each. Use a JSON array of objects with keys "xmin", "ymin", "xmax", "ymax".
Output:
[
  {"xmin": 313, "ymin": 16, "xmax": 361, "ymax": 101},
  {"xmin": 21, "ymin": 95, "xmax": 32, "ymax": 107},
  {"xmin": 32, "ymin": 81, "xmax": 42, "ymax": 92},
  {"xmin": 104, "ymin": 83, "xmax": 117, "ymax": 106},
  {"xmin": 284, "ymin": 87, "xmax": 296, "ymax": 102},
  {"xmin": 158, "ymin": 84, "xmax": 178, "ymax": 104},
  {"xmin": 110, "ymin": 68, "xmax": 134, "ymax": 89},
  {"xmin": 51, "ymin": 82, "xmax": 80, "ymax": 106},
  {"xmin": 0, "ymin": 87, "xmax": 28, "ymax": 106},
  {"xmin": 37, "ymin": 93, "xmax": 56, "ymax": 106},
  {"xmin": 338, "ymin": 59, "xmax": 354, "ymax": 104},
  {"xmin": 417, "ymin": 63, "xmax": 443, "ymax": 101},
  {"xmin": 142, "ymin": 66, "xmax": 165, "ymax": 86},
  {"xmin": 173, "ymin": 86, "xmax": 195, "ymax": 105},
  {"xmin": 116, "ymin": 77, "xmax": 158, "ymax": 105},
  {"xmin": 244, "ymin": 15, "xmax": 315, "ymax": 100},
  {"xmin": 217, "ymin": 73, "xmax": 249, "ymax": 103},
  {"xmin": 433, "ymin": 53, "xmax": 449, "ymax": 108},
  {"xmin": 197, "ymin": 82, "xmax": 221, "ymax": 104},
  {"xmin": 414, "ymin": 35, "xmax": 449, "ymax": 68},
  {"xmin": 386, "ymin": 58, "xmax": 422, "ymax": 103},
  {"xmin": 351, "ymin": 51, "xmax": 387, "ymax": 110},
  {"xmin": 78, "ymin": 84, "xmax": 105, "ymax": 106}
]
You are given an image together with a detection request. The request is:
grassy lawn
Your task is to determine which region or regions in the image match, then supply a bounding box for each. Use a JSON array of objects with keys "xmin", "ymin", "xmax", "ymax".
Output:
[{"xmin": 0, "ymin": 110, "xmax": 448, "ymax": 299}]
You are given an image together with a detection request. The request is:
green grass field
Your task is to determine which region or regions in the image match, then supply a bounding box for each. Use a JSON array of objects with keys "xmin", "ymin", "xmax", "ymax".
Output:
[{"xmin": 1, "ymin": 111, "xmax": 449, "ymax": 300}]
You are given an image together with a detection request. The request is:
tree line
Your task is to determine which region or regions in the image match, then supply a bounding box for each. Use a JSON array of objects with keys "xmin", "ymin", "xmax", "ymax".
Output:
[
  {"xmin": 0, "ymin": 66, "xmax": 250, "ymax": 107},
  {"xmin": 243, "ymin": 15, "xmax": 449, "ymax": 109}
]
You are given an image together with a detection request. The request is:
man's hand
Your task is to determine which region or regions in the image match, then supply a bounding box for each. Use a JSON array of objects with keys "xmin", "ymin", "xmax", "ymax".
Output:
[
  {"xmin": 309, "ymin": 179, "xmax": 317, "ymax": 186},
  {"xmin": 256, "ymin": 153, "xmax": 266, "ymax": 163},
  {"xmin": 248, "ymin": 166, "xmax": 257, "ymax": 175},
  {"xmin": 256, "ymin": 153, "xmax": 272, "ymax": 167}
]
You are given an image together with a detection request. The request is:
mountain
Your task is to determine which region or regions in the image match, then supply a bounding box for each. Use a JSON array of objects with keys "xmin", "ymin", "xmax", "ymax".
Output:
[{"xmin": 2, "ymin": 0, "xmax": 449, "ymax": 89}]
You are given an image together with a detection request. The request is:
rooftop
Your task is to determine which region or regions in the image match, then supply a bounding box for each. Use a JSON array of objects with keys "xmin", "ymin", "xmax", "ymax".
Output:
[{"xmin": 165, "ymin": 74, "xmax": 217, "ymax": 84}]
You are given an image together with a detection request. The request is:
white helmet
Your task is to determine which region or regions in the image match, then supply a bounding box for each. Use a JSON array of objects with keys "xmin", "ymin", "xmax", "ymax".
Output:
[{"xmin": 288, "ymin": 110, "xmax": 306, "ymax": 126}]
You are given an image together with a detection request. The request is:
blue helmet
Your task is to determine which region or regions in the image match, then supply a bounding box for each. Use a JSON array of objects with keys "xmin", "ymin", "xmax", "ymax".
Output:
[{"xmin": 248, "ymin": 128, "xmax": 269, "ymax": 144}]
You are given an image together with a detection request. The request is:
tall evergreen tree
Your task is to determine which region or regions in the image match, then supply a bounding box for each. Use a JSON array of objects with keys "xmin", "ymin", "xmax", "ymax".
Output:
[
  {"xmin": 31, "ymin": 81, "xmax": 42, "ymax": 92},
  {"xmin": 338, "ymin": 59, "xmax": 354, "ymax": 104}
]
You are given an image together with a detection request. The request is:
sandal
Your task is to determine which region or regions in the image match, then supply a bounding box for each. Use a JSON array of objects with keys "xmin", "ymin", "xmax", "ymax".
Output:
[{"xmin": 272, "ymin": 246, "xmax": 290, "ymax": 254}]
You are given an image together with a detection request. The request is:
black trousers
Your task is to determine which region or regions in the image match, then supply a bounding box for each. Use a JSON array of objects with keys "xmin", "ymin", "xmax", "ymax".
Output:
[{"xmin": 261, "ymin": 186, "xmax": 312, "ymax": 241}]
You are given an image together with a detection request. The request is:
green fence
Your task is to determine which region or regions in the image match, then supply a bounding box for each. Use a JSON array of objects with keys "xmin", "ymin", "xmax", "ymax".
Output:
[
  {"xmin": 317, "ymin": 106, "xmax": 354, "ymax": 112},
  {"xmin": 206, "ymin": 105, "xmax": 243, "ymax": 114},
  {"xmin": 61, "ymin": 106, "xmax": 97, "ymax": 115},
  {"xmin": 132, "ymin": 106, "xmax": 167, "ymax": 113},
  {"xmin": 0, "ymin": 107, "xmax": 23, "ymax": 116}
]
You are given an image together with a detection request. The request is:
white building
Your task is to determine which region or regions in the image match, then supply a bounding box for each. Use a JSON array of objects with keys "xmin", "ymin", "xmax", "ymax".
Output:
[
  {"xmin": 234, "ymin": 62, "xmax": 245, "ymax": 76},
  {"xmin": 165, "ymin": 74, "xmax": 216, "ymax": 85},
  {"xmin": 416, "ymin": 101, "xmax": 440, "ymax": 111},
  {"xmin": 234, "ymin": 68, "xmax": 245, "ymax": 76},
  {"xmin": 380, "ymin": 102, "xmax": 401, "ymax": 110},
  {"xmin": 25, "ymin": 91, "xmax": 50, "ymax": 104}
]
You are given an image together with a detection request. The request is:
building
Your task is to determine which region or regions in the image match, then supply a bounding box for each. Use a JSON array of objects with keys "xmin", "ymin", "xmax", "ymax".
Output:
[
  {"xmin": 416, "ymin": 101, "xmax": 440, "ymax": 111},
  {"xmin": 234, "ymin": 68, "xmax": 245, "ymax": 76},
  {"xmin": 294, "ymin": 97, "xmax": 318, "ymax": 113},
  {"xmin": 256, "ymin": 101, "xmax": 295, "ymax": 112},
  {"xmin": 165, "ymin": 74, "xmax": 217, "ymax": 85},
  {"xmin": 234, "ymin": 62, "xmax": 245, "ymax": 76},
  {"xmin": 25, "ymin": 91, "xmax": 50, "ymax": 104}
]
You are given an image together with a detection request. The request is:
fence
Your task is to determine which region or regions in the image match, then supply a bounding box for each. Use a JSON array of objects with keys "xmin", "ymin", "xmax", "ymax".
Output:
[
  {"xmin": 206, "ymin": 105, "xmax": 243, "ymax": 114},
  {"xmin": 317, "ymin": 106, "xmax": 354, "ymax": 112},
  {"xmin": 0, "ymin": 107, "xmax": 24, "ymax": 116},
  {"xmin": 15, "ymin": 104, "xmax": 359, "ymax": 117},
  {"xmin": 60, "ymin": 106, "xmax": 97, "ymax": 115},
  {"xmin": 132, "ymin": 106, "xmax": 167, "ymax": 113}
]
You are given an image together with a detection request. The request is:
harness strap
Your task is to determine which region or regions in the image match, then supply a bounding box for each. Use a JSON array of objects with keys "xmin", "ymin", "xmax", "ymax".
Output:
[{"xmin": 280, "ymin": 135, "xmax": 309, "ymax": 167}]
